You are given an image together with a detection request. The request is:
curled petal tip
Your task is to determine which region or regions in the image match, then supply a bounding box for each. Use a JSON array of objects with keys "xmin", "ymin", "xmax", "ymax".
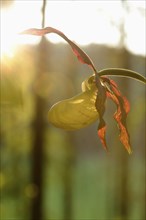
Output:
[{"xmin": 127, "ymin": 148, "xmax": 132, "ymax": 154}]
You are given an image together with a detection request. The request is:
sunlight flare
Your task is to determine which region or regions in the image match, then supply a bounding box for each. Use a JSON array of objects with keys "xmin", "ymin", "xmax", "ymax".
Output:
[{"xmin": 1, "ymin": 0, "xmax": 145, "ymax": 58}]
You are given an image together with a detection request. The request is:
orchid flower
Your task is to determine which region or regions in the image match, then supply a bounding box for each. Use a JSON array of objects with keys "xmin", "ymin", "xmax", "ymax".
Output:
[{"xmin": 21, "ymin": 27, "xmax": 146, "ymax": 154}]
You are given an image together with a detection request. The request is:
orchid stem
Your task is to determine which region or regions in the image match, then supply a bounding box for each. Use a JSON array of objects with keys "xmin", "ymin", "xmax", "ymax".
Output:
[{"xmin": 99, "ymin": 68, "xmax": 146, "ymax": 84}]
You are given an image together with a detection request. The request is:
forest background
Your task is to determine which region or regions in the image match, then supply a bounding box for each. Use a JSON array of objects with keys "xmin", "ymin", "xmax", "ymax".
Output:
[{"xmin": 0, "ymin": 1, "xmax": 145, "ymax": 220}]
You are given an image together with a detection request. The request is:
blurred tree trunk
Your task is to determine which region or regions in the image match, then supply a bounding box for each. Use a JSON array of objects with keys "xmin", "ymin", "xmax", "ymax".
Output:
[
  {"xmin": 31, "ymin": 1, "xmax": 47, "ymax": 220},
  {"xmin": 118, "ymin": 49, "xmax": 130, "ymax": 220},
  {"xmin": 62, "ymin": 53, "xmax": 77, "ymax": 220},
  {"xmin": 114, "ymin": 1, "xmax": 131, "ymax": 219},
  {"xmin": 31, "ymin": 37, "xmax": 48, "ymax": 220}
]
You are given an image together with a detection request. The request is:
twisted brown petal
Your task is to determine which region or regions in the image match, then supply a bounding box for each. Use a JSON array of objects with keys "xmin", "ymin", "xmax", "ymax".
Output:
[{"xmin": 102, "ymin": 77, "xmax": 132, "ymax": 154}]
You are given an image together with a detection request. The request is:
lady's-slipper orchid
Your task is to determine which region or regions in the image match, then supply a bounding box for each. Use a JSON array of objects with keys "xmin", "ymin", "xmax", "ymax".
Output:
[
  {"xmin": 21, "ymin": 27, "xmax": 146, "ymax": 154},
  {"xmin": 48, "ymin": 75, "xmax": 99, "ymax": 130}
]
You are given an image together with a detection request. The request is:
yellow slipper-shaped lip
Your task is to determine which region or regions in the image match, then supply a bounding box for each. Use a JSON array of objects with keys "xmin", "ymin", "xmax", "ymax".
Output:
[{"xmin": 48, "ymin": 75, "xmax": 99, "ymax": 130}]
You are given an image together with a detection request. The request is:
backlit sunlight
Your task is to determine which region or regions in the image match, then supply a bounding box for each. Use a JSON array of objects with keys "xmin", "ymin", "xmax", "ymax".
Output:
[{"xmin": 1, "ymin": 0, "xmax": 145, "ymax": 58}]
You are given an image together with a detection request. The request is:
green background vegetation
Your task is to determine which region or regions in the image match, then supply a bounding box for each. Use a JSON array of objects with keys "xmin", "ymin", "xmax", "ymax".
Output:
[
  {"xmin": 0, "ymin": 1, "xmax": 145, "ymax": 219},
  {"xmin": 1, "ymin": 42, "xmax": 145, "ymax": 220}
]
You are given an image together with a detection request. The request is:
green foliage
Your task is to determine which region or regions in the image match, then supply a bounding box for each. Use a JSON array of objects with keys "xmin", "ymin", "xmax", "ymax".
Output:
[{"xmin": 0, "ymin": 44, "xmax": 145, "ymax": 220}]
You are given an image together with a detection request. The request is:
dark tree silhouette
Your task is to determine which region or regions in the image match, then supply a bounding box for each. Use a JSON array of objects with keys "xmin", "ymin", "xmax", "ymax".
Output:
[{"xmin": 31, "ymin": 1, "xmax": 48, "ymax": 220}]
